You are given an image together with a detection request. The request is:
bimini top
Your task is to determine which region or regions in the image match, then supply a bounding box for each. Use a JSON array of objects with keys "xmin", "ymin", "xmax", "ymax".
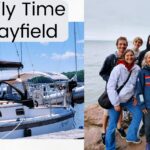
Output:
[
  {"xmin": 12, "ymin": 71, "xmax": 69, "ymax": 82},
  {"xmin": 0, "ymin": 61, "xmax": 23, "ymax": 70}
]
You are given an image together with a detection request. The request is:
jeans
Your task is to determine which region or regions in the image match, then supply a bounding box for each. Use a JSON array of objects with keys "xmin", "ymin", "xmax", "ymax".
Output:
[
  {"xmin": 105, "ymin": 99, "xmax": 142, "ymax": 150},
  {"xmin": 144, "ymin": 109, "xmax": 150, "ymax": 143},
  {"xmin": 146, "ymin": 143, "xmax": 150, "ymax": 150}
]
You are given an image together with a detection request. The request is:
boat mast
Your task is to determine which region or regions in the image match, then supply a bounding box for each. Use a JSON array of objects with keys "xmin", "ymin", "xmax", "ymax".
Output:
[
  {"xmin": 74, "ymin": 22, "xmax": 78, "ymax": 79},
  {"xmin": 20, "ymin": 43, "xmax": 23, "ymax": 64}
]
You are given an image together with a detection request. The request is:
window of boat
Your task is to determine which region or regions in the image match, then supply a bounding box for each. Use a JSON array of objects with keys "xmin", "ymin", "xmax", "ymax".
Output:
[
  {"xmin": 16, "ymin": 108, "xmax": 25, "ymax": 115},
  {"xmin": 0, "ymin": 82, "xmax": 21, "ymax": 101},
  {"xmin": 0, "ymin": 111, "xmax": 2, "ymax": 117}
]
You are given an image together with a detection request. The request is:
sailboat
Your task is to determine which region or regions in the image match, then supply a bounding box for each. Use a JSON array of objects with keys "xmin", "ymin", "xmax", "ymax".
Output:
[
  {"xmin": 0, "ymin": 23, "xmax": 84, "ymax": 138},
  {"xmin": 0, "ymin": 60, "xmax": 77, "ymax": 139}
]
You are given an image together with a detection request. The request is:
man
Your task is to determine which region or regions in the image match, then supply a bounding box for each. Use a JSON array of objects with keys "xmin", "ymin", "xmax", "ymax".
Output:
[{"xmin": 99, "ymin": 36, "xmax": 128, "ymax": 145}]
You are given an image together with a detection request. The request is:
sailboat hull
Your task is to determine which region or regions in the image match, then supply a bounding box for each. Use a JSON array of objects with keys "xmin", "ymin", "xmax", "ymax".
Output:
[{"xmin": 0, "ymin": 104, "xmax": 75, "ymax": 139}]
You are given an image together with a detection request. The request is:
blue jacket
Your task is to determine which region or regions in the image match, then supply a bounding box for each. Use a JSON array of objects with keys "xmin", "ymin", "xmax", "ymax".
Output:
[{"xmin": 136, "ymin": 66, "xmax": 150, "ymax": 109}]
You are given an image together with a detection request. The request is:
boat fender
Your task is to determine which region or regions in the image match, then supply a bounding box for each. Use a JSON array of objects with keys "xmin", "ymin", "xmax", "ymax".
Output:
[
  {"xmin": 79, "ymin": 126, "xmax": 84, "ymax": 129},
  {"xmin": 24, "ymin": 128, "xmax": 32, "ymax": 137}
]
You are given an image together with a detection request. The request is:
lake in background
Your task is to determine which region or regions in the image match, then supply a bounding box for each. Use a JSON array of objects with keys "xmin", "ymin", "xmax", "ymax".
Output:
[{"xmin": 85, "ymin": 40, "xmax": 146, "ymax": 107}]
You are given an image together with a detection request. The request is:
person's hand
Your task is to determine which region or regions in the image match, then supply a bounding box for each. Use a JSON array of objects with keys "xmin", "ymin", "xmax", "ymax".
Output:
[
  {"xmin": 142, "ymin": 109, "xmax": 148, "ymax": 114},
  {"xmin": 133, "ymin": 97, "xmax": 137, "ymax": 106},
  {"xmin": 114, "ymin": 105, "xmax": 121, "ymax": 112}
]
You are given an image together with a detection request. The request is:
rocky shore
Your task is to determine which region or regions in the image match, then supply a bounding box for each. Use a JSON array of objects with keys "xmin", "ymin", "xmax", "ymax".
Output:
[{"xmin": 85, "ymin": 104, "xmax": 146, "ymax": 150}]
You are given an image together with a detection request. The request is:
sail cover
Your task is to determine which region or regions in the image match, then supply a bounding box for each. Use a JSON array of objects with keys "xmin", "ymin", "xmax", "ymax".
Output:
[{"xmin": 0, "ymin": 61, "xmax": 23, "ymax": 70}]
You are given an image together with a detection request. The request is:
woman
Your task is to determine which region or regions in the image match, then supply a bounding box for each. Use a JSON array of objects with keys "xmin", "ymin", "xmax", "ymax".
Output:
[
  {"xmin": 106, "ymin": 49, "xmax": 142, "ymax": 150},
  {"xmin": 136, "ymin": 51, "xmax": 150, "ymax": 150}
]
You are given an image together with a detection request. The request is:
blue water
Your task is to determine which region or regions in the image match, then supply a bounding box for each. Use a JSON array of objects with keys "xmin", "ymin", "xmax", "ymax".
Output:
[{"xmin": 74, "ymin": 103, "xmax": 84, "ymax": 128}]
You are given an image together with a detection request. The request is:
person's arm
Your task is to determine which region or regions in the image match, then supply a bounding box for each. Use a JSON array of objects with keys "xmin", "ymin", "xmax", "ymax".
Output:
[
  {"xmin": 137, "ymin": 51, "xmax": 144, "ymax": 67},
  {"xmin": 135, "ymin": 71, "xmax": 146, "ymax": 110},
  {"xmin": 99, "ymin": 55, "xmax": 113, "ymax": 82},
  {"xmin": 107, "ymin": 66, "xmax": 120, "ymax": 107}
]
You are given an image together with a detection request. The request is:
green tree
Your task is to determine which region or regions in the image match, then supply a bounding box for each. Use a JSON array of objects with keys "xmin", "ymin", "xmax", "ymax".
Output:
[{"xmin": 62, "ymin": 70, "xmax": 84, "ymax": 82}]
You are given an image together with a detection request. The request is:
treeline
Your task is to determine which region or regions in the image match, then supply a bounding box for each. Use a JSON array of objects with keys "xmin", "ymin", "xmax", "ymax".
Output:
[
  {"xmin": 28, "ymin": 76, "xmax": 53, "ymax": 83},
  {"xmin": 62, "ymin": 70, "xmax": 84, "ymax": 82},
  {"xmin": 28, "ymin": 70, "xmax": 84, "ymax": 83}
]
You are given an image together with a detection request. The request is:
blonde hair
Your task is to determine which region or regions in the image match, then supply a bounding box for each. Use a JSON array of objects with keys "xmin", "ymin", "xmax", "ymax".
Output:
[
  {"xmin": 142, "ymin": 51, "xmax": 150, "ymax": 67},
  {"xmin": 133, "ymin": 37, "xmax": 143, "ymax": 45}
]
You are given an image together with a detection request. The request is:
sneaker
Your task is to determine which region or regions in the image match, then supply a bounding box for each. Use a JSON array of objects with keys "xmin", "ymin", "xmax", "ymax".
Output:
[
  {"xmin": 126, "ymin": 139, "xmax": 142, "ymax": 144},
  {"xmin": 139, "ymin": 125, "xmax": 145, "ymax": 137},
  {"xmin": 101, "ymin": 133, "xmax": 106, "ymax": 145},
  {"xmin": 117, "ymin": 128, "xmax": 126, "ymax": 139}
]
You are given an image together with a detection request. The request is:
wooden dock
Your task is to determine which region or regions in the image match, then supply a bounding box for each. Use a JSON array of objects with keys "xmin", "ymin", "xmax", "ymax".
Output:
[{"xmin": 25, "ymin": 129, "xmax": 84, "ymax": 139}]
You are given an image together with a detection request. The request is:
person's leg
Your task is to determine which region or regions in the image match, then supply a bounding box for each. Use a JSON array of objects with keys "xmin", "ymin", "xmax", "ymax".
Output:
[
  {"xmin": 117, "ymin": 110, "xmax": 126, "ymax": 138},
  {"xmin": 125, "ymin": 100, "xmax": 142, "ymax": 142},
  {"xmin": 102, "ymin": 109, "xmax": 109, "ymax": 133},
  {"xmin": 139, "ymin": 116, "xmax": 145, "ymax": 137},
  {"xmin": 105, "ymin": 107, "xmax": 120, "ymax": 150},
  {"xmin": 117, "ymin": 110, "xmax": 122, "ymax": 129},
  {"xmin": 144, "ymin": 109, "xmax": 150, "ymax": 148},
  {"xmin": 101, "ymin": 109, "xmax": 109, "ymax": 145},
  {"xmin": 145, "ymin": 143, "xmax": 150, "ymax": 150}
]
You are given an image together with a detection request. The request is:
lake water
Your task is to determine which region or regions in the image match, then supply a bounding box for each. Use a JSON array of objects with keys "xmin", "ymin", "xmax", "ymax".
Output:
[
  {"xmin": 74, "ymin": 103, "xmax": 84, "ymax": 128},
  {"xmin": 85, "ymin": 40, "xmax": 146, "ymax": 107}
]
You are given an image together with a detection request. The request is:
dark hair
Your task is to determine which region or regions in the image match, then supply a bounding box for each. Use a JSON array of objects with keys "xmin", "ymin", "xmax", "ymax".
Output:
[
  {"xmin": 116, "ymin": 36, "xmax": 128, "ymax": 46},
  {"xmin": 146, "ymin": 35, "xmax": 150, "ymax": 50},
  {"xmin": 123, "ymin": 49, "xmax": 134, "ymax": 59}
]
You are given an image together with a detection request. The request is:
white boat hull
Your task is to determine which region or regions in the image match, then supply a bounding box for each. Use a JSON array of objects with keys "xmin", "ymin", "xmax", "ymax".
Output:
[
  {"xmin": 0, "ymin": 115, "xmax": 74, "ymax": 139},
  {"xmin": 0, "ymin": 103, "xmax": 75, "ymax": 139}
]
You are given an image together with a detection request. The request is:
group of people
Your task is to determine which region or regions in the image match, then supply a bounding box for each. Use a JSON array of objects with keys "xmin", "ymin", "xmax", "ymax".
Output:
[{"xmin": 99, "ymin": 35, "xmax": 150, "ymax": 150}]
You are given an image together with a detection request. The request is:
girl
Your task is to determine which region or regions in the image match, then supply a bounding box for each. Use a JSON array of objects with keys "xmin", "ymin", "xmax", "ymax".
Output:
[
  {"xmin": 106, "ymin": 49, "xmax": 142, "ymax": 150},
  {"xmin": 136, "ymin": 51, "xmax": 150, "ymax": 150},
  {"xmin": 132, "ymin": 37, "xmax": 143, "ymax": 61}
]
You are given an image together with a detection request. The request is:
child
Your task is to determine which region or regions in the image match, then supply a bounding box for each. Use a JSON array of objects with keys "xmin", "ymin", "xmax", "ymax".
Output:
[
  {"xmin": 132, "ymin": 37, "xmax": 143, "ymax": 61},
  {"xmin": 136, "ymin": 51, "xmax": 150, "ymax": 150}
]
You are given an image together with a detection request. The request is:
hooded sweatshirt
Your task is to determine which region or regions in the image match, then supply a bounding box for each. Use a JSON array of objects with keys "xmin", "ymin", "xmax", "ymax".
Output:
[
  {"xmin": 136, "ymin": 66, "xmax": 150, "ymax": 110},
  {"xmin": 138, "ymin": 35, "xmax": 150, "ymax": 67}
]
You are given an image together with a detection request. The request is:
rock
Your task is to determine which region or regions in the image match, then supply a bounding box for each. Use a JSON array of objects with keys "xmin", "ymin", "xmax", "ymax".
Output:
[
  {"xmin": 85, "ymin": 104, "xmax": 146, "ymax": 150},
  {"xmin": 84, "ymin": 104, "xmax": 103, "ymax": 127},
  {"xmin": 85, "ymin": 125, "xmax": 108, "ymax": 150}
]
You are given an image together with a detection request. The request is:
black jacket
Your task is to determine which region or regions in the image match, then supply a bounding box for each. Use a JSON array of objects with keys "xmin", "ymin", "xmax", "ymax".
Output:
[
  {"xmin": 138, "ymin": 35, "xmax": 150, "ymax": 67},
  {"xmin": 138, "ymin": 49, "xmax": 150, "ymax": 67},
  {"xmin": 99, "ymin": 53, "xmax": 117, "ymax": 82}
]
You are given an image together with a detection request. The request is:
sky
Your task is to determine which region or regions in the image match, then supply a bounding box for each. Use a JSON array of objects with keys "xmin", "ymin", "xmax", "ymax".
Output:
[
  {"xmin": 85, "ymin": 0, "xmax": 150, "ymax": 41},
  {"xmin": 0, "ymin": 22, "xmax": 84, "ymax": 74}
]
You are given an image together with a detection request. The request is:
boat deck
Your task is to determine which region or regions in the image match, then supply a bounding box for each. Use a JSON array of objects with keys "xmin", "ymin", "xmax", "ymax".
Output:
[{"xmin": 24, "ymin": 129, "xmax": 84, "ymax": 139}]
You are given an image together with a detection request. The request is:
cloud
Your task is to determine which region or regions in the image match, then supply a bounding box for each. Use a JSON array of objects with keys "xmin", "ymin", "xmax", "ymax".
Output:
[
  {"xmin": 40, "ymin": 42, "xmax": 49, "ymax": 46},
  {"xmin": 76, "ymin": 39, "xmax": 84, "ymax": 44},
  {"xmin": 85, "ymin": 0, "xmax": 150, "ymax": 41},
  {"xmin": 41, "ymin": 51, "xmax": 83, "ymax": 60},
  {"xmin": 41, "ymin": 53, "xmax": 47, "ymax": 57},
  {"xmin": 51, "ymin": 51, "xmax": 74, "ymax": 60}
]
